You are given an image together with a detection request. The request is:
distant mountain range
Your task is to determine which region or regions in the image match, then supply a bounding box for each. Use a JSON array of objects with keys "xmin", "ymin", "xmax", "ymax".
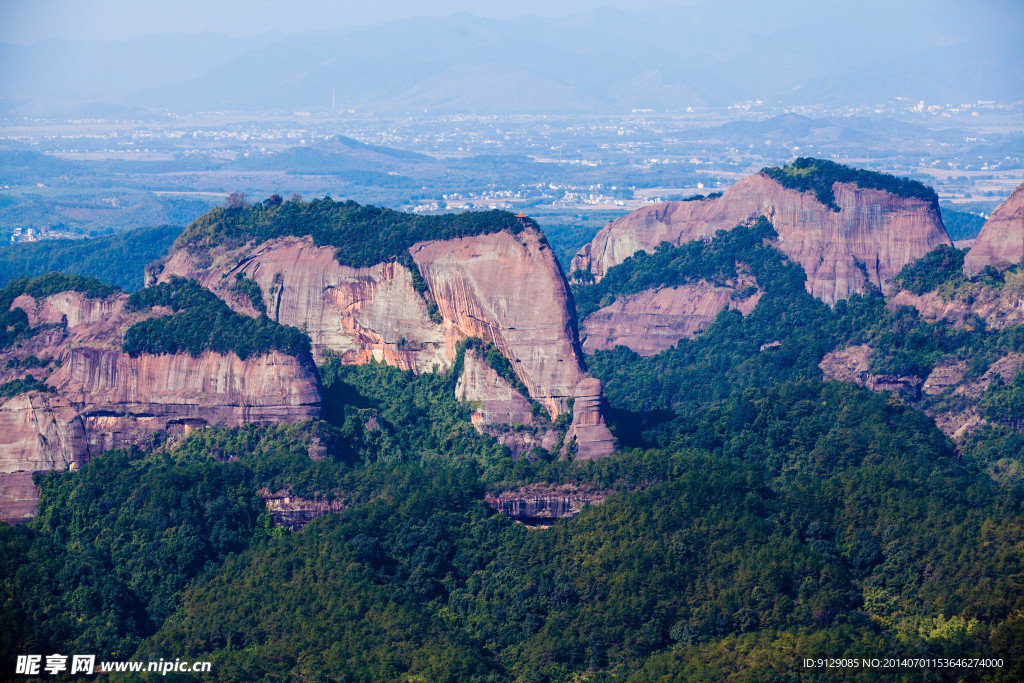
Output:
[{"xmin": 2, "ymin": 1, "xmax": 1021, "ymax": 116}]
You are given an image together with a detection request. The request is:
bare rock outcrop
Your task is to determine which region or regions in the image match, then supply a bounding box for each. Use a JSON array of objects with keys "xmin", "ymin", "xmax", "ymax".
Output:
[
  {"xmin": 158, "ymin": 236, "xmax": 448, "ymax": 372},
  {"xmin": 572, "ymin": 173, "xmax": 951, "ymax": 304},
  {"xmin": 819, "ymin": 344, "xmax": 922, "ymax": 399},
  {"xmin": 158, "ymin": 226, "xmax": 616, "ymax": 459},
  {"xmin": 259, "ymin": 489, "xmax": 347, "ymax": 530},
  {"xmin": 888, "ymin": 279, "xmax": 1024, "ymax": 330},
  {"xmin": 456, "ymin": 351, "xmax": 535, "ymax": 427},
  {"xmin": 964, "ymin": 183, "xmax": 1024, "ymax": 275},
  {"xmin": 581, "ymin": 276, "xmax": 761, "ymax": 356},
  {"xmin": 0, "ymin": 472, "xmax": 39, "ymax": 524},
  {"xmin": 455, "ymin": 351, "xmax": 554, "ymax": 458},
  {"xmin": 485, "ymin": 484, "xmax": 610, "ymax": 524},
  {"xmin": 821, "ymin": 343, "xmax": 1024, "ymax": 440},
  {"xmin": 411, "ymin": 229, "xmax": 584, "ymax": 418},
  {"xmin": 0, "ymin": 291, "xmax": 321, "ymax": 523},
  {"xmin": 564, "ymin": 377, "xmax": 616, "ymax": 459}
]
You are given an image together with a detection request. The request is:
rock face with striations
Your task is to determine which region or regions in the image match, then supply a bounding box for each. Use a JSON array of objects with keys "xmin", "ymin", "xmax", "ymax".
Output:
[
  {"xmin": 964, "ymin": 182, "xmax": 1024, "ymax": 275},
  {"xmin": 485, "ymin": 484, "xmax": 610, "ymax": 523},
  {"xmin": 156, "ymin": 224, "xmax": 615, "ymax": 459},
  {"xmin": 572, "ymin": 172, "xmax": 951, "ymax": 305},
  {"xmin": 0, "ymin": 290, "xmax": 321, "ymax": 523},
  {"xmin": 154, "ymin": 236, "xmax": 449, "ymax": 372},
  {"xmin": 581, "ymin": 276, "xmax": 762, "ymax": 356}
]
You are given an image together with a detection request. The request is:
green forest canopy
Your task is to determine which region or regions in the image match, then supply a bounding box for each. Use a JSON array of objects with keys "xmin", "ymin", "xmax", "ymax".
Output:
[
  {"xmin": 122, "ymin": 276, "xmax": 310, "ymax": 360},
  {"xmin": 0, "ymin": 225, "xmax": 180, "ymax": 292},
  {"xmin": 175, "ymin": 198, "xmax": 535, "ymax": 268},
  {"xmin": 761, "ymin": 157, "xmax": 940, "ymax": 212}
]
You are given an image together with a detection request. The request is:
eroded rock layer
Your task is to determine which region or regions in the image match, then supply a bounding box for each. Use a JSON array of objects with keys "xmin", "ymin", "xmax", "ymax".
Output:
[
  {"xmin": 964, "ymin": 182, "xmax": 1024, "ymax": 275},
  {"xmin": 820, "ymin": 343, "xmax": 1023, "ymax": 440},
  {"xmin": 572, "ymin": 173, "xmax": 951, "ymax": 304},
  {"xmin": 485, "ymin": 484, "xmax": 610, "ymax": 523},
  {"xmin": 157, "ymin": 236, "xmax": 448, "ymax": 372},
  {"xmin": 411, "ymin": 229, "xmax": 583, "ymax": 417},
  {"xmin": 158, "ymin": 227, "xmax": 615, "ymax": 458},
  {"xmin": 581, "ymin": 277, "xmax": 761, "ymax": 356},
  {"xmin": 0, "ymin": 291, "xmax": 321, "ymax": 523},
  {"xmin": 259, "ymin": 489, "xmax": 347, "ymax": 530}
]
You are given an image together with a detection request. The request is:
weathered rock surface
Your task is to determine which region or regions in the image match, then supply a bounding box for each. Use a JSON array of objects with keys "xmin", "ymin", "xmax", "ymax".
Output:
[
  {"xmin": 485, "ymin": 484, "xmax": 610, "ymax": 523},
  {"xmin": 572, "ymin": 172, "xmax": 951, "ymax": 304},
  {"xmin": 964, "ymin": 182, "xmax": 1024, "ymax": 275},
  {"xmin": 820, "ymin": 343, "xmax": 1024, "ymax": 440},
  {"xmin": 456, "ymin": 351, "xmax": 535, "ymax": 428},
  {"xmin": 454, "ymin": 351, "xmax": 554, "ymax": 458},
  {"xmin": 819, "ymin": 344, "xmax": 923, "ymax": 399},
  {"xmin": 0, "ymin": 291, "xmax": 321, "ymax": 523},
  {"xmin": 581, "ymin": 276, "xmax": 761, "ymax": 356},
  {"xmin": 259, "ymin": 489, "xmax": 347, "ymax": 530},
  {"xmin": 888, "ymin": 282, "xmax": 1024, "ymax": 331},
  {"xmin": 411, "ymin": 229, "xmax": 583, "ymax": 418},
  {"xmin": 0, "ymin": 472, "xmax": 39, "ymax": 524},
  {"xmin": 157, "ymin": 236, "xmax": 448, "ymax": 372},
  {"xmin": 158, "ymin": 227, "xmax": 616, "ymax": 458},
  {"xmin": 564, "ymin": 377, "xmax": 616, "ymax": 459}
]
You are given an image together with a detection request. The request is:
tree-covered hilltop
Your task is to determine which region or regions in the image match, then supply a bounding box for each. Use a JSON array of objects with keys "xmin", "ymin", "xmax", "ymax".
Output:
[
  {"xmin": 0, "ymin": 225, "xmax": 181, "ymax": 292},
  {"xmin": 122, "ymin": 276, "xmax": 310, "ymax": 360},
  {"xmin": 762, "ymin": 157, "xmax": 940, "ymax": 212},
  {"xmin": 175, "ymin": 197, "xmax": 536, "ymax": 268}
]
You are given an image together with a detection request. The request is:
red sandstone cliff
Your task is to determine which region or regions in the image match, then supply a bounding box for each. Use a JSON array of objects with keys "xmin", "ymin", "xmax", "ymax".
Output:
[
  {"xmin": 964, "ymin": 182, "xmax": 1024, "ymax": 275},
  {"xmin": 571, "ymin": 172, "xmax": 951, "ymax": 305},
  {"xmin": 0, "ymin": 290, "xmax": 320, "ymax": 523},
  {"xmin": 581, "ymin": 275, "xmax": 761, "ymax": 356},
  {"xmin": 155, "ymin": 226, "xmax": 615, "ymax": 459}
]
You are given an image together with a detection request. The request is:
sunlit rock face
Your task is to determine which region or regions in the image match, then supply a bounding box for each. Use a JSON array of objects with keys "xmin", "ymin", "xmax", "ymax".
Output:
[
  {"xmin": 159, "ymin": 226, "xmax": 616, "ymax": 460},
  {"xmin": 0, "ymin": 291, "xmax": 321, "ymax": 523},
  {"xmin": 964, "ymin": 182, "xmax": 1024, "ymax": 275},
  {"xmin": 572, "ymin": 172, "xmax": 951, "ymax": 305}
]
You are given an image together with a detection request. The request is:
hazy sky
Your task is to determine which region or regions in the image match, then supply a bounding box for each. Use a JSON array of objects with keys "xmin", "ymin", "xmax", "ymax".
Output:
[{"xmin": 0, "ymin": 0, "xmax": 693, "ymax": 43}]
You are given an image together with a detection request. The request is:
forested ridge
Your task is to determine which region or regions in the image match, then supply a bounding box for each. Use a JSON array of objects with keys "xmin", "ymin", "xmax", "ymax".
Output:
[
  {"xmin": 762, "ymin": 157, "xmax": 940, "ymax": 212},
  {"xmin": 175, "ymin": 196, "xmax": 534, "ymax": 268},
  {"xmin": 1, "ymin": 204, "xmax": 1023, "ymax": 680}
]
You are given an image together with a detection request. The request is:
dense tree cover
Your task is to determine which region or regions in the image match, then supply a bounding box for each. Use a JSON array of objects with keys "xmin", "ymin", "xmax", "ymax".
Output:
[
  {"xmin": 981, "ymin": 368, "xmax": 1024, "ymax": 423},
  {"xmin": 0, "ymin": 224, "xmax": 180, "ymax": 292},
  {"xmin": 1, "ymin": 271, "xmax": 118, "ymax": 306},
  {"xmin": 175, "ymin": 197, "xmax": 533, "ymax": 268},
  {"xmin": 0, "ymin": 373, "xmax": 53, "ymax": 398},
  {"xmin": 0, "ymin": 447, "xmax": 266, "ymax": 661},
  {"xmin": 229, "ymin": 272, "xmax": 266, "ymax": 314},
  {"xmin": 941, "ymin": 206, "xmax": 987, "ymax": 242},
  {"xmin": 892, "ymin": 244, "xmax": 968, "ymax": 295},
  {"xmin": 1, "ymin": 344, "xmax": 1022, "ymax": 680},
  {"xmin": 762, "ymin": 157, "xmax": 940, "ymax": 212},
  {"xmin": 3, "ymin": 205, "xmax": 1024, "ymax": 679},
  {"xmin": 122, "ymin": 276, "xmax": 310, "ymax": 359}
]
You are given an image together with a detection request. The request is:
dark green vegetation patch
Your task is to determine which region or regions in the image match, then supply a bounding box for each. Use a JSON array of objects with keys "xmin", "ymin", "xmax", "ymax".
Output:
[
  {"xmin": 230, "ymin": 272, "xmax": 267, "ymax": 314},
  {"xmin": 762, "ymin": 157, "xmax": 939, "ymax": 212},
  {"xmin": 0, "ymin": 374, "xmax": 53, "ymax": 399},
  {"xmin": 176, "ymin": 197, "xmax": 533, "ymax": 268},
  {"xmin": 0, "ymin": 225, "xmax": 180, "ymax": 292},
  {"xmin": 122, "ymin": 276, "xmax": 310, "ymax": 360}
]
